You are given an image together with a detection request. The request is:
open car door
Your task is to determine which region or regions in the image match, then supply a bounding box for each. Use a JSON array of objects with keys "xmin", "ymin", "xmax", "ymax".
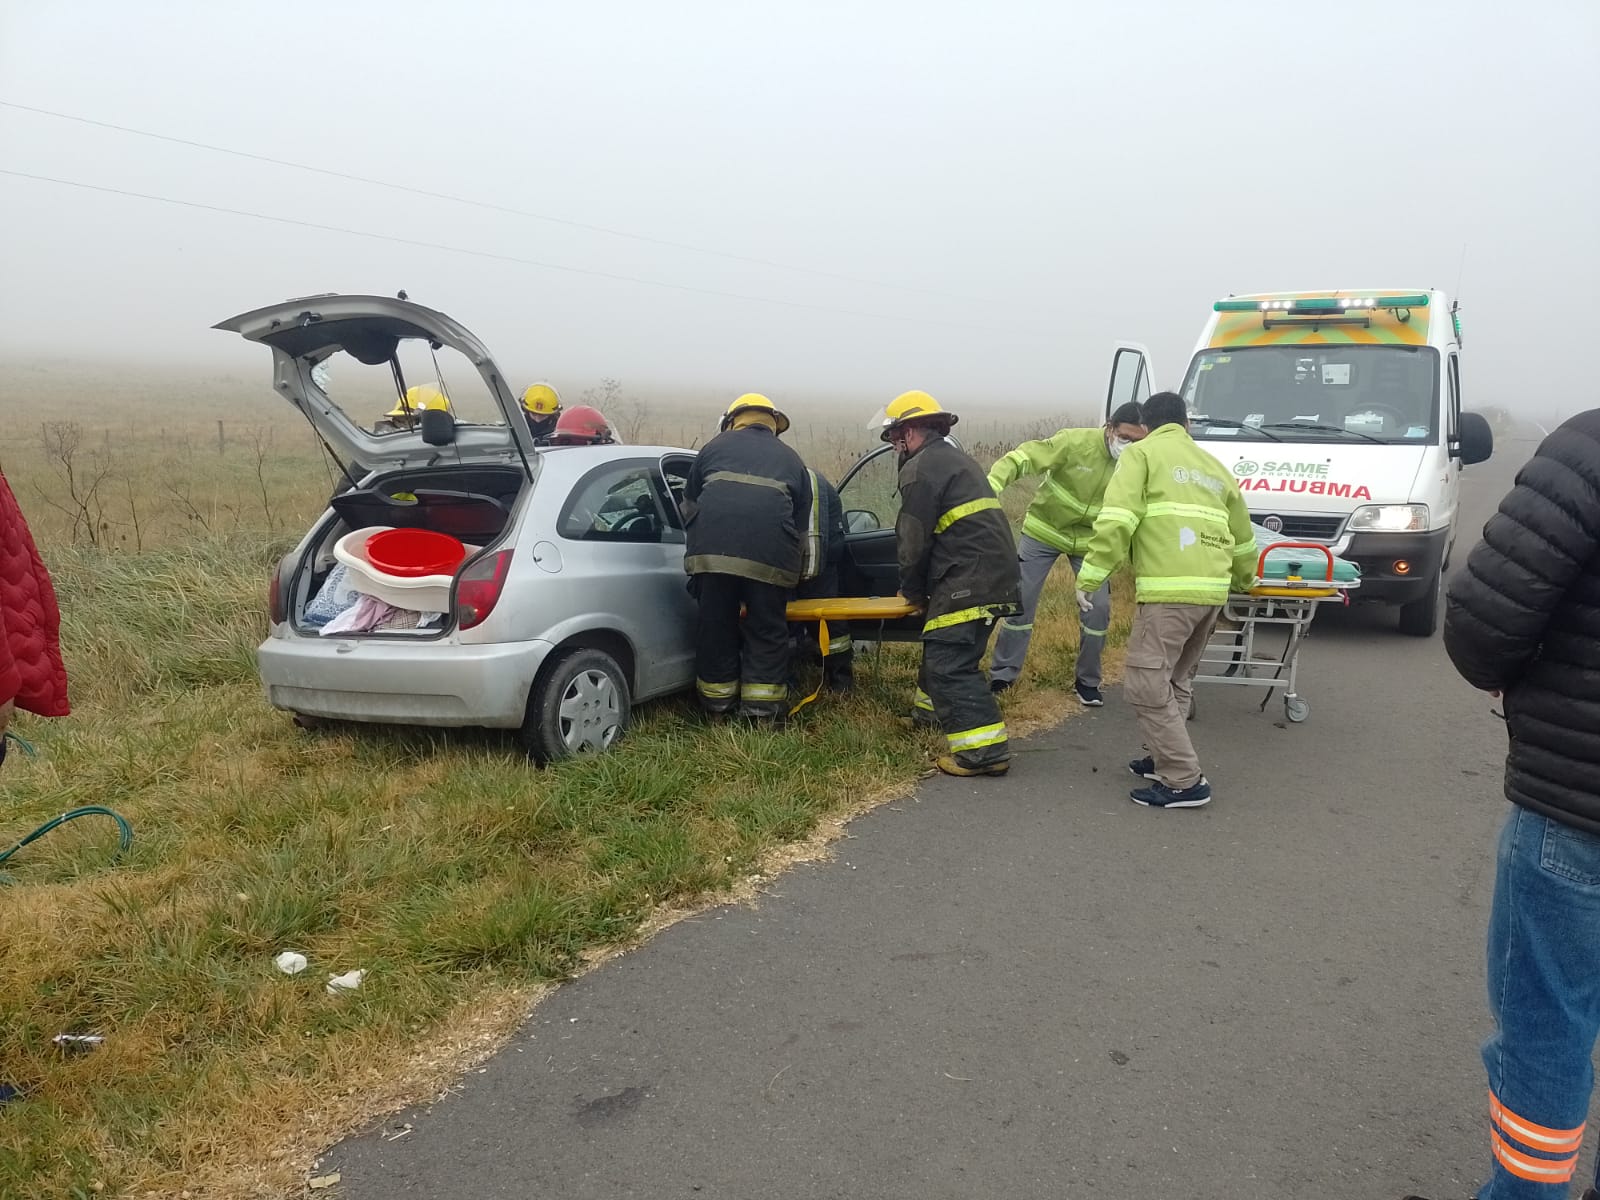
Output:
[
  {"xmin": 1106, "ymin": 341, "xmax": 1157, "ymax": 420},
  {"xmin": 833, "ymin": 444, "xmax": 928, "ymax": 642}
]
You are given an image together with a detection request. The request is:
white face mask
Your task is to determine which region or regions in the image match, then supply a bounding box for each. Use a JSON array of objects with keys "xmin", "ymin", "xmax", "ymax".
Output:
[{"xmin": 1108, "ymin": 435, "xmax": 1133, "ymax": 460}]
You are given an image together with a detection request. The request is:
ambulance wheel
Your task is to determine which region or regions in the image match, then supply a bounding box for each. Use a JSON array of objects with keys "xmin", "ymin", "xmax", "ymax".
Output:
[
  {"xmin": 1398, "ymin": 565, "xmax": 1444, "ymax": 637},
  {"xmin": 1284, "ymin": 696, "xmax": 1310, "ymax": 723}
]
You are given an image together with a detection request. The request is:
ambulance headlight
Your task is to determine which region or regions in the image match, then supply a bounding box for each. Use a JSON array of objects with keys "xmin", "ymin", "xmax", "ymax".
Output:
[{"xmin": 1347, "ymin": 504, "xmax": 1429, "ymax": 533}]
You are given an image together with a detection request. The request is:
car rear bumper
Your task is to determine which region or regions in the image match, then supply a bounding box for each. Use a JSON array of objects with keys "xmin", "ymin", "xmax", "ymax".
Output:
[
  {"xmin": 258, "ymin": 631, "xmax": 553, "ymax": 727},
  {"xmin": 1341, "ymin": 527, "xmax": 1450, "ymax": 605}
]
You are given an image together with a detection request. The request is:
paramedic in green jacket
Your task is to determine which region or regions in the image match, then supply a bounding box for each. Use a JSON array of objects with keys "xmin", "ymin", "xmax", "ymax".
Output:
[
  {"xmin": 1077, "ymin": 392, "xmax": 1256, "ymax": 810},
  {"xmin": 986, "ymin": 400, "xmax": 1148, "ymax": 705}
]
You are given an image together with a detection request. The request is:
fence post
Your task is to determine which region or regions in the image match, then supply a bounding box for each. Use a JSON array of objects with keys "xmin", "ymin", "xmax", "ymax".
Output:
[{"xmin": 217, "ymin": 420, "xmax": 226, "ymax": 455}]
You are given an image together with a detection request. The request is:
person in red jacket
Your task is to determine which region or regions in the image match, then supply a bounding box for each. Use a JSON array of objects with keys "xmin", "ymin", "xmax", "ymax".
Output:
[{"xmin": 0, "ymin": 469, "xmax": 69, "ymax": 766}]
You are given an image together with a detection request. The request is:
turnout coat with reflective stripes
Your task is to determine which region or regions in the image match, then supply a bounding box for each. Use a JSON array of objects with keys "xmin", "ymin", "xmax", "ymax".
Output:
[
  {"xmin": 896, "ymin": 438, "xmax": 1021, "ymax": 632},
  {"xmin": 1077, "ymin": 423, "xmax": 1256, "ymax": 606},
  {"xmin": 684, "ymin": 426, "xmax": 815, "ymax": 588},
  {"xmin": 986, "ymin": 426, "xmax": 1117, "ymax": 555}
]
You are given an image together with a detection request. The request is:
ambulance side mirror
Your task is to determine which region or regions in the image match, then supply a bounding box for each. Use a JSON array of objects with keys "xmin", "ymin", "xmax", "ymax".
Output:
[{"xmin": 1455, "ymin": 412, "xmax": 1494, "ymax": 466}]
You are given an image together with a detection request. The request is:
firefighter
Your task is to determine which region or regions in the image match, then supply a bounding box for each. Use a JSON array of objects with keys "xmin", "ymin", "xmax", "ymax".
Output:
[
  {"xmin": 880, "ymin": 390, "xmax": 1021, "ymax": 777},
  {"xmin": 521, "ymin": 383, "xmax": 562, "ymax": 442},
  {"xmin": 791, "ymin": 468, "xmax": 854, "ymax": 693},
  {"xmin": 986, "ymin": 399, "xmax": 1149, "ymax": 704},
  {"xmin": 375, "ymin": 399, "xmax": 415, "ymax": 433},
  {"xmin": 542, "ymin": 405, "xmax": 618, "ymax": 446},
  {"xmin": 682, "ymin": 394, "xmax": 815, "ymax": 723},
  {"xmin": 375, "ymin": 385, "xmax": 446, "ymax": 432},
  {"xmin": 411, "ymin": 386, "xmax": 451, "ymax": 413}
]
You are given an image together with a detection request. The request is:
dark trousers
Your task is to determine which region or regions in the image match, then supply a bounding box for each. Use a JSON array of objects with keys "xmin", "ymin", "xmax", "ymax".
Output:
[
  {"xmin": 919, "ymin": 619, "xmax": 1009, "ymax": 767},
  {"xmin": 693, "ymin": 573, "xmax": 791, "ymax": 718},
  {"xmin": 791, "ymin": 563, "xmax": 854, "ymax": 689}
]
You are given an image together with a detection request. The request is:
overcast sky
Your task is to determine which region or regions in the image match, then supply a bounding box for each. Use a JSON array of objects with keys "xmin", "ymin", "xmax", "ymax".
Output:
[{"xmin": 1, "ymin": 1, "xmax": 1595, "ymax": 418}]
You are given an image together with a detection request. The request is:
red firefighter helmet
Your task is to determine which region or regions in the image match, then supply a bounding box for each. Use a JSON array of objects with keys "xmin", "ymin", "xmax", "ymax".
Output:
[{"xmin": 543, "ymin": 404, "xmax": 618, "ymax": 446}]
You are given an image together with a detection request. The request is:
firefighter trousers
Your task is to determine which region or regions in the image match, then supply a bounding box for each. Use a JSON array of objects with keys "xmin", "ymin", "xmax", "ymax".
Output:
[
  {"xmin": 693, "ymin": 573, "xmax": 791, "ymax": 718},
  {"xmin": 917, "ymin": 618, "xmax": 1009, "ymax": 768}
]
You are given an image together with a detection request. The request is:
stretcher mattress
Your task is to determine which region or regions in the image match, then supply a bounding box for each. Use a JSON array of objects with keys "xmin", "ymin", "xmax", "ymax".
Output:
[{"xmin": 1253, "ymin": 525, "xmax": 1360, "ymax": 583}]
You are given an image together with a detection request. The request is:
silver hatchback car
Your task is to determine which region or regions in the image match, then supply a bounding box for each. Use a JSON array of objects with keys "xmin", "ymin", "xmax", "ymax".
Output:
[{"xmin": 220, "ymin": 295, "xmax": 916, "ymax": 762}]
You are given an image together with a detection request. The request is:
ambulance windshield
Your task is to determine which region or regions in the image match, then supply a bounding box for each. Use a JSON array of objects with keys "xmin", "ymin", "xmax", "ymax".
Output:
[{"xmin": 1180, "ymin": 345, "xmax": 1440, "ymax": 445}]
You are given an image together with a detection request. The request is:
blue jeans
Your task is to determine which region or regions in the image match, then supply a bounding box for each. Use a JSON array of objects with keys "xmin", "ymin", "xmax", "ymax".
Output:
[{"xmin": 1479, "ymin": 805, "xmax": 1600, "ymax": 1199}]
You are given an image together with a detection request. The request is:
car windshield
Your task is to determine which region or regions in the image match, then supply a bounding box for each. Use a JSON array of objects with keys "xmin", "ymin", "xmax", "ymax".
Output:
[{"xmin": 1179, "ymin": 345, "xmax": 1440, "ymax": 445}]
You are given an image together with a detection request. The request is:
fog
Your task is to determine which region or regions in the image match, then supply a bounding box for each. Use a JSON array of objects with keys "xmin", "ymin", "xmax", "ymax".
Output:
[{"xmin": 1, "ymin": 1, "xmax": 1595, "ymax": 422}]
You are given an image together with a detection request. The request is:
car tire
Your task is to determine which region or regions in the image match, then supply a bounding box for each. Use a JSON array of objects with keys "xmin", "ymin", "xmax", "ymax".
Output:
[
  {"xmin": 1398, "ymin": 565, "xmax": 1444, "ymax": 637},
  {"xmin": 522, "ymin": 648, "xmax": 631, "ymax": 765}
]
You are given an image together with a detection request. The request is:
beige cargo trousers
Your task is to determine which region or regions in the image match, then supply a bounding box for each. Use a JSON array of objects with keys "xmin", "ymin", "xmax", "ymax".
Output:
[{"xmin": 1124, "ymin": 603, "xmax": 1221, "ymax": 790}]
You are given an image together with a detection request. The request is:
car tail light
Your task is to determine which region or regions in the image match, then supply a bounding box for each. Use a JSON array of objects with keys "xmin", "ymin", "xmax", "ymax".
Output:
[
  {"xmin": 269, "ymin": 558, "xmax": 287, "ymax": 624},
  {"xmin": 456, "ymin": 550, "xmax": 514, "ymax": 630}
]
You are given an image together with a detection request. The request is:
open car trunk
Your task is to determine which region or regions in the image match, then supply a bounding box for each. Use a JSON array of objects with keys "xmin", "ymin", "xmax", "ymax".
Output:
[
  {"xmin": 285, "ymin": 464, "xmax": 525, "ymax": 638},
  {"xmin": 215, "ymin": 294, "xmax": 537, "ymax": 478}
]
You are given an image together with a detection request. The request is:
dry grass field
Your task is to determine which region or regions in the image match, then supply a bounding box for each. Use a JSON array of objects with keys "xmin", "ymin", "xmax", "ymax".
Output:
[{"xmin": 0, "ymin": 361, "xmax": 1123, "ymax": 1199}]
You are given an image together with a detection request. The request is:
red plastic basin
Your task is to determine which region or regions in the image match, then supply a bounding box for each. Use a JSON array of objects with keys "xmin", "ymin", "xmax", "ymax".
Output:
[{"xmin": 364, "ymin": 528, "xmax": 468, "ymax": 578}]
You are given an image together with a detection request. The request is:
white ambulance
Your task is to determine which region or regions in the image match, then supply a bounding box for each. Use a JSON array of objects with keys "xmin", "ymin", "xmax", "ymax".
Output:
[{"xmin": 1107, "ymin": 290, "xmax": 1494, "ymax": 636}]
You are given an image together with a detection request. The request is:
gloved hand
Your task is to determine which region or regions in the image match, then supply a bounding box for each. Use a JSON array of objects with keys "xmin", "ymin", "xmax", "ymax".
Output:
[{"xmin": 1075, "ymin": 589, "xmax": 1094, "ymax": 614}]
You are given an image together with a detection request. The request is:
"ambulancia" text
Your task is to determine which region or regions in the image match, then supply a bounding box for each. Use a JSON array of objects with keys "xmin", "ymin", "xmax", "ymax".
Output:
[{"xmin": 1238, "ymin": 477, "xmax": 1372, "ymax": 499}]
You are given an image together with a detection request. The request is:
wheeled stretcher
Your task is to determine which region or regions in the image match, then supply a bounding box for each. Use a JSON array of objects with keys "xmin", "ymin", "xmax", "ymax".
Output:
[{"xmin": 1191, "ymin": 540, "xmax": 1360, "ymax": 724}]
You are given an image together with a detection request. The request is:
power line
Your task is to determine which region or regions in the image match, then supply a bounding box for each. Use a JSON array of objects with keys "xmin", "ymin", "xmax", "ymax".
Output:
[
  {"xmin": 0, "ymin": 167, "xmax": 1049, "ymax": 339},
  {"xmin": 0, "ymin": 99, "xmax": 976, "ymax": 305}
]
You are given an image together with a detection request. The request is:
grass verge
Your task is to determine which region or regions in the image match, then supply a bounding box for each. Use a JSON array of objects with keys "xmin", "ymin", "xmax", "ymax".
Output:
[{"xmin": 0, "ymin": 538, "xmax": 1128, "ymax": 1200}]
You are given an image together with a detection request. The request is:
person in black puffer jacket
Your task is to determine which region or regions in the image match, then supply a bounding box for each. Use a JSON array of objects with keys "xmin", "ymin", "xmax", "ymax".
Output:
[{"xmin": 1418, "ymin": 409, "xmax": 1600, "ymax": 1200}]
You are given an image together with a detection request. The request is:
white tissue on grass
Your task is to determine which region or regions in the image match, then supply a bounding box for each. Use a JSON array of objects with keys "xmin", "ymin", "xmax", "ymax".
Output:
[
  {"xmin": 274, "ymin": 951, "xmax": 308, "ymax": 975},
  {"xmin": 326, "ymin": 969, "xmax": 366, "ymax": 995}
]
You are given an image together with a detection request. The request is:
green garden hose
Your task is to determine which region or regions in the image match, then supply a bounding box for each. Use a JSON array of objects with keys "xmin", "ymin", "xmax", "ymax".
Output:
[
  {"xmin": 0, "ymin": 733, "xmax": 134, "ymax": 873},
  {"xmin": 0, "ymin": 807, "xmax": 134, "ymax": 868}
]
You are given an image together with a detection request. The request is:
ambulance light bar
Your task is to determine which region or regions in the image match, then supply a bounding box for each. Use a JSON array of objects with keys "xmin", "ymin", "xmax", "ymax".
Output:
[{"xmin": 1214, "ymin": 294, "xmax": 1431, "ymax": 313}]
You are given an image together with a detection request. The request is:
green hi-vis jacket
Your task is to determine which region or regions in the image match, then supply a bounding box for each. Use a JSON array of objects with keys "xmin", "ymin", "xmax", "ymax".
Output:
[
  {"xmin": 1076, "ymin": 424, "xmax": 1257, "ymax": 606},
  {"xmin": 986, "ymin": 426, "xmax": 1118, "ymax": 555},
  {"xmin": 897, "ymin": 438, "xmax": 1021, "ymax": 634}
]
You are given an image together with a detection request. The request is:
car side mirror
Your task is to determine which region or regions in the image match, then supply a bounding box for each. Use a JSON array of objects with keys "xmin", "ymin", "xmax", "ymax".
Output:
[
  {"xmin": 1455, "ymin": 411, "xmax": 1493, "ymax": 465},
  {"xmin": 846, "ymin": 509, "xmax": 881, "ymax": 533},
  {"xmin": 419, "ymin": 408, "xmax": 456, "ymax": 447}
]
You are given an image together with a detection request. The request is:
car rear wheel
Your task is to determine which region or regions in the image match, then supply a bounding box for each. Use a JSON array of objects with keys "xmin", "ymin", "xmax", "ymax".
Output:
[{"xmin": 522, "ymin": 648, "xmax": 631, "ymax": 764}]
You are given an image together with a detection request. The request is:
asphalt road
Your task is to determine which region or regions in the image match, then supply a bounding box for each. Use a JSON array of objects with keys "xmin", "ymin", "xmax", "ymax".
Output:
[{"xmin": 325, "ymin": 432, "xmax": 1557, "ymax": 1200}]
